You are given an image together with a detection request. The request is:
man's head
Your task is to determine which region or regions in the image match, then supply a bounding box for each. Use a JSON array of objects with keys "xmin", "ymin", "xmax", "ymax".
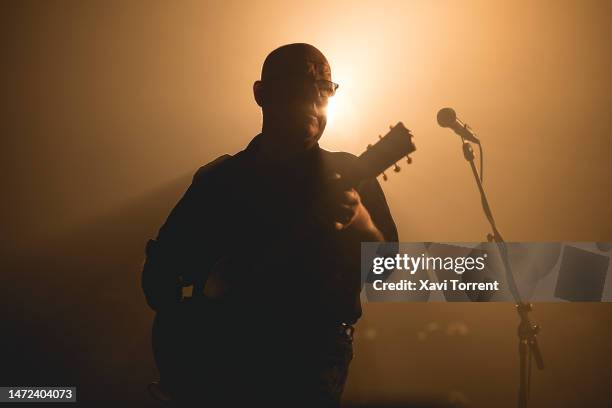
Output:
[{"xmin": 254, "ymin": 43, "xmax": 337, "ymax": 153}]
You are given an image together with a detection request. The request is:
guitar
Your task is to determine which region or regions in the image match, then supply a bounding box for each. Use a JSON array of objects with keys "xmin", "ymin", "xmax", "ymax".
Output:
[
  {"xmin": 201, "ymin": 122, "xmax": 416, "ymax": 299},
  {"xmin": 146, "ymin": 122, "xmax": 416, "ymax": 400}
]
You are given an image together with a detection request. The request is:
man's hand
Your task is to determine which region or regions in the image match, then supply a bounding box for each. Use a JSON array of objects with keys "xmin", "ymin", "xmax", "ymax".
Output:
[{"xmin": 326, "ymin": 174, "xmax": 385, "ymax": 242}]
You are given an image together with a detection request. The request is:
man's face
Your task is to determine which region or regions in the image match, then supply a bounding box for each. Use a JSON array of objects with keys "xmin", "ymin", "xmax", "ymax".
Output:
[{"xmin": 258, "ymin": 60, "xmax": 335, "ymax": 152}]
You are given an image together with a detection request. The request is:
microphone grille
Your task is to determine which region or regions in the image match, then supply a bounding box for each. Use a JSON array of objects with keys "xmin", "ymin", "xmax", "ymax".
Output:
[{"xmin": 437, "ymin": 107, "xmax": 456, "ymax": 128}]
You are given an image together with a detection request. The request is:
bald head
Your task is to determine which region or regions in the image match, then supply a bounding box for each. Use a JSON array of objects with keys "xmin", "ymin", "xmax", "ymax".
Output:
[
  {"xmin": 254, "ymin": 43, "xmax": 335, "ymax": 155},
  {"xmin": 261, "ymin": 43, "xmax": 331, "ymax": 82}
]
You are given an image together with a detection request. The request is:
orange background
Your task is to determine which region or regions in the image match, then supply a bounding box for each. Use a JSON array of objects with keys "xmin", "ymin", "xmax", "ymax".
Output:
[{"xmin": 2, "ymin": 1, "xmax": 611, "ymax": 407}]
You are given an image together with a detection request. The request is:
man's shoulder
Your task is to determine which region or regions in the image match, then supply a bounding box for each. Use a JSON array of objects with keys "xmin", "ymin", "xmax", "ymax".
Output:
[
  {"xmin": 318, "ymin": 148, "xmax": 359, "ymax": 171},
  {"xmin": 192, "ymin": 154, "xmax": 234, "ymax": 183},
  {"xmin": 319, "ymin": 148, "xmax": 358, "ymax": 160}
]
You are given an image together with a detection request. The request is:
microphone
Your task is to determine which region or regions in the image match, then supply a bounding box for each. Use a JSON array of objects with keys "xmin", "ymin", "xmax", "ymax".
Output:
[{"xmin": 436, "ymin": 107, "xmax": 480, "ymax": 143}]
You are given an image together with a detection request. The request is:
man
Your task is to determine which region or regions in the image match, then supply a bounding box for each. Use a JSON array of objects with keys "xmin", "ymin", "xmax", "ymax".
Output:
[{"xmin": 143, "ymin": 43, "xmax": 398, "ymax": 407}]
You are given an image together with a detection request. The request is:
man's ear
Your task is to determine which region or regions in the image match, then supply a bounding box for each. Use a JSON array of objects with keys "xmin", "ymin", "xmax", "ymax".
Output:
[{"xmin": 253, "ymin": 80, "xmax": 264, "ymax": 107}]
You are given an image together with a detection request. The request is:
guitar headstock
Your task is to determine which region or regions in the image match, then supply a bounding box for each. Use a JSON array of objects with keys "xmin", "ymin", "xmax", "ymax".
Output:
[{"xmin": 357, "ymin": 122, "xmax": 416, "ymax": 182}]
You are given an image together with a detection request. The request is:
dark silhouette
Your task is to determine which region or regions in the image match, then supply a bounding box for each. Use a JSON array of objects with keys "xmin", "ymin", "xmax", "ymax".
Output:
[{"xmin": 142, "ymin": 43, "xmax": 398, "ymax": 407}]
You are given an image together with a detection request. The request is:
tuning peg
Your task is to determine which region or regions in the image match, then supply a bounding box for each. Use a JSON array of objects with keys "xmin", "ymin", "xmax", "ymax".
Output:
[
  {"xmin": 406, "ymin": 155, "xmax": 412, "ymax": 164},
  {"xmin": 381, "ymin": 172, "xmax": 388, "ymax": 181},
  {"xmin": 378, "ymin": 135, "xmax": 382, "ymax": 140},
  {"xmin": 366, "ymin": 143, "xmax": 373, "ymax": 150},
  {"xmin": 393, "ymin": 163, "xmax": 401, "ymax": 172}
]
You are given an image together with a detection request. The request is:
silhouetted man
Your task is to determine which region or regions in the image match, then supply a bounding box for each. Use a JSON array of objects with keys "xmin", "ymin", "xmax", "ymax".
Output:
[{"xmin": 143, "ymin": 43, "xmax": 398, "ymax": 407}]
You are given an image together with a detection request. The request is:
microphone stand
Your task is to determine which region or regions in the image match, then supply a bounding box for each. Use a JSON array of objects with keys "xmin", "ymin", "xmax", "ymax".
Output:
[{"xmin": 460, "ymin": 139, "xmax": 544, "ymax": 408}]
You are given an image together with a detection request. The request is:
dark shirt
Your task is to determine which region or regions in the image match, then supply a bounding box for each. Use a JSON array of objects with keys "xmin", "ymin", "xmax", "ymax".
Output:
[{"xmin": 154, "ymin": 134, "xmax": 398, "ymax": 326}]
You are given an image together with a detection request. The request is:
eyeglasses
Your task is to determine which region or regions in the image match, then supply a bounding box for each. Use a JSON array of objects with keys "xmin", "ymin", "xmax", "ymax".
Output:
[
  {"xmin": 264, "ymin": 78, "xmax": 339, "ymax": 98},
  {"xmin": 314, "ymin": 80, "xmax": 339, "ymax": 98}
]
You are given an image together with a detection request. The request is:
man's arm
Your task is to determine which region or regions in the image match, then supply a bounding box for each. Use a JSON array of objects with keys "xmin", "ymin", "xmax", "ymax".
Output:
[
  {"xmin": 340, "ymin": 192, "xmax": 385, "ymax": 242},
  {"xmin": 332, "ymin": 176, "xmax": 398, "ymax": 243},
  {"xmin": 142, "ymin": 155, "xmax": 231, "ymax": 311},
  {"xmin": 357, "ymin": 176, "xmax": 399, "ymax": 242}
]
